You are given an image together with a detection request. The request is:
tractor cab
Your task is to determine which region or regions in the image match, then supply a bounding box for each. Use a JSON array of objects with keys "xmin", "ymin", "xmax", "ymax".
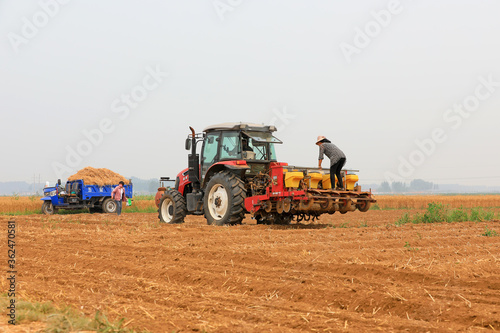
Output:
[{"xmin": 200, "ymin": 123, "xmax": 282, "ymax": 181}]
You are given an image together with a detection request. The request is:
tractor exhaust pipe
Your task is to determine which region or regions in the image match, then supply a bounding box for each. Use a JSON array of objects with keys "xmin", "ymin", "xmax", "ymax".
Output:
[
  {"xmin": 189, "ymin": 126, "xmax": 196, "ymax": 141},
  {"xmin": 188, "ymin": 126, "xmax": 201, "ymax": 191}
]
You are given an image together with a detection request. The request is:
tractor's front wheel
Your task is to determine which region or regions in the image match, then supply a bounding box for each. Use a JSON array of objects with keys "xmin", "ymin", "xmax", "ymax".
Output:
[
  {"xmin": 204, "ymin": 171, "xmax": 246, "ymax": 226},
  {"xmin": 42, "ymin": 201, "xmax": 56, "ymax": 215},
  {"xmin": 158, "ymin": 190, "xmax": 187, "ymax": 223}
]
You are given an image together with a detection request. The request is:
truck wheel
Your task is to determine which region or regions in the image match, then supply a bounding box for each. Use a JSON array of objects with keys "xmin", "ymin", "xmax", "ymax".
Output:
[
  {"xmin": 158, "ymin": 190, "xmax": 186, "ymax": 223},
  {"xmin": 204, "ymin": 171, "xmax": 246, "ymax": 226},
  {"xmin": 102, "ymin": 198, "xmax": 117, "ymax": 214},
  {"xmin": 42, "ymin": 201, "xmax": 55, "ymax": 215}
]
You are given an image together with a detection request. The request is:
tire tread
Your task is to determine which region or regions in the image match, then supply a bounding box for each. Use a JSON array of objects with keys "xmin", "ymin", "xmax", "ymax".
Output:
[
  {"xmin": 158, "ymin": 190, "xmax": 187, "ymax": 223},
  {"xmin": 204, "ymin": 171, "xmax": 246, "ymax": 226}
]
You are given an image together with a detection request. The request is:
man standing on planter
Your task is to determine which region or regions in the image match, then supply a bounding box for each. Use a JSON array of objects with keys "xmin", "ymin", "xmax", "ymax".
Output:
[{"xmin": 316, "ymin": 136, "xmax": 347, "ymax": 190}]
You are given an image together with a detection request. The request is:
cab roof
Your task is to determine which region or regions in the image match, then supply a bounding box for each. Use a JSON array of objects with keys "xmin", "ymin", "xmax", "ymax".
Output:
[{"xmin": 203, "ymin": 122, "xmax": 277, "ymax": 133}]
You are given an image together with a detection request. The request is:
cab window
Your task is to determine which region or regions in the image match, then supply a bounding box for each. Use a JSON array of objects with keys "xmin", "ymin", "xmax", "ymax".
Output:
[
  {"xmin": 201, "ymin": 132, "xmax": 219, "ymax": 176},
  {"xmin": 251, "ymin": 142, "xmax": 270, "ymax": 160},
  {"xmin": 219, "ymin": 131, "xmax": 241, "ymax": 160},
  {"xmin": 269, "ymin": 143, "xmax": 277, "ymax": 161}
]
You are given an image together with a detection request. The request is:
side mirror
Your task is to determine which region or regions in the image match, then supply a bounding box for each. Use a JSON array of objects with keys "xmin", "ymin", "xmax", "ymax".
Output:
[
  {"xmin": 185, "ymin": 138, "xmax": 191, "ymax": 150},
  {"xmin": 57, "ymin": 179, "xmax": 61, "ymax": 185}
]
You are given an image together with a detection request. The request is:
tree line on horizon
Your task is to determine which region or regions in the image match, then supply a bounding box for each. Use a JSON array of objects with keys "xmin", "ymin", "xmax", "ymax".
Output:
[{"xmin": 378, "ymin": 179, "xmax": 437, "ymax": 193}]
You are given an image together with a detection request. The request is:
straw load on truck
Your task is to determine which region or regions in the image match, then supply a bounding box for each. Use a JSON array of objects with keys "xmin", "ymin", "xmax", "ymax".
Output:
[{"xmin": 68, "ymin": 167, "xmax": 130, "ymax": 186}]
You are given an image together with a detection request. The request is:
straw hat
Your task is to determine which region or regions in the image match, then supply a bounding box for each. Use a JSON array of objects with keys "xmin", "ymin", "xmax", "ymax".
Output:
[{"xmin": 316, "ymin": 136, "xmax": 326, "ymax": 144}]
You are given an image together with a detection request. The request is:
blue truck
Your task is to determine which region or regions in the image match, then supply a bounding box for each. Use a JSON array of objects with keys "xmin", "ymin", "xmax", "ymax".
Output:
[{"xmin": 41, "ymin": 179, "xmax": 133, "ymax": 215}]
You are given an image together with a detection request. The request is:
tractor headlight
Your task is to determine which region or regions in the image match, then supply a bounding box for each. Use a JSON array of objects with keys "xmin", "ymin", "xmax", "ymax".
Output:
[{"xmin": 45, "ymin": 190, "xmax": 57, "ymax": 197}]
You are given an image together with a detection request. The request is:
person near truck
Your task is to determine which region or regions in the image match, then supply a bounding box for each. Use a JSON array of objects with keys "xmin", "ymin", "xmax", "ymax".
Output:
[
  {"xmin": 316, "ymin": 136, "xmax": 346, "ymax": 190},
  {"xmin": 111, "ymin": 181, "xmax": 127, "ymax": 216}
]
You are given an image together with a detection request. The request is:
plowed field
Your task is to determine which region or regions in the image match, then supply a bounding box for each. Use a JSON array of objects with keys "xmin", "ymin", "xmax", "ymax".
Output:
[{"xmin": 2, "ymin": 209, "xmax": 500, "ymax": 332}]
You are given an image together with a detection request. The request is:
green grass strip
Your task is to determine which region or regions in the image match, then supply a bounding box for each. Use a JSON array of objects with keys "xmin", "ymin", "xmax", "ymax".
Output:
[
  {"xmin": 0, "ymin": 294, "xmax": 148, "ymax": 333},
  {"xmin": 396, "ymin": 202, "xmax": 498, "ymax": 226}
]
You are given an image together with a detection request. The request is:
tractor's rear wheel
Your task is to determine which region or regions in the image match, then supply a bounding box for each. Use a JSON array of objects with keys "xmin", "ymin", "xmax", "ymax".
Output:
[
  {"xmin": 204, "ymin": 171, "xmax": 246, "ymax": 226},
  {"xmin": 102, "ymin": 198, "xmax": 117, "ymax": 214},
  {"xmin": 42, "ymin": 201, "xmax": 55, "ymax": 215},
  {"xmin": 158, "ymin": 190, "xmax": 186, "ymax": 223}
]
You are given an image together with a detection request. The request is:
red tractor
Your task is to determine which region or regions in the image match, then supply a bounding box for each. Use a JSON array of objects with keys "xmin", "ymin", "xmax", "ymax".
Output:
[{"xmin": 156, "ymin": 123, "xmax": 376, "ymax": 225}]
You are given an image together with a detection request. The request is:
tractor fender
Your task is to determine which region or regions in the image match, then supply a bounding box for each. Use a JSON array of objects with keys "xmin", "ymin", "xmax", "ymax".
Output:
[
  {"xmin": 41, "ymin": 196, "xmax": 64, "ymax": 207},
  {"xmin": 202, "ymin": 161, "xmax": 249, "ymax": 189},
  {"xmin": 175, "ymin": 168, "xmax": 191, "ymax": 196},
  {"xmin": 155, "ymin": 187, "xmax": 166, "ymax": 208}
]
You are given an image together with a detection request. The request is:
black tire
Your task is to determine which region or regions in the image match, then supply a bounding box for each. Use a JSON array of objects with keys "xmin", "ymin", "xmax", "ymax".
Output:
[
  {"xmin": 102, "ymin": 198, "xmax": 117, "ymax": 214},
  {"xmin": 41, "ymin": 201, "xmax": 55, "ymax": 215},
  {"xmin": 158, "ymin": 190, "xmax": 187, "ymax": 223},
  {"xmin": 204, "ymin": 171, "xmax": 246, "ymax": 226}
]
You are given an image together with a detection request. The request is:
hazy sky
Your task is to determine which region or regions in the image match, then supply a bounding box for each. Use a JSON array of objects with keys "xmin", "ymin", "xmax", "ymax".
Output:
[{"xmin": 1, "ymin": 0, "xmax": 499, "ymax": 187}]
